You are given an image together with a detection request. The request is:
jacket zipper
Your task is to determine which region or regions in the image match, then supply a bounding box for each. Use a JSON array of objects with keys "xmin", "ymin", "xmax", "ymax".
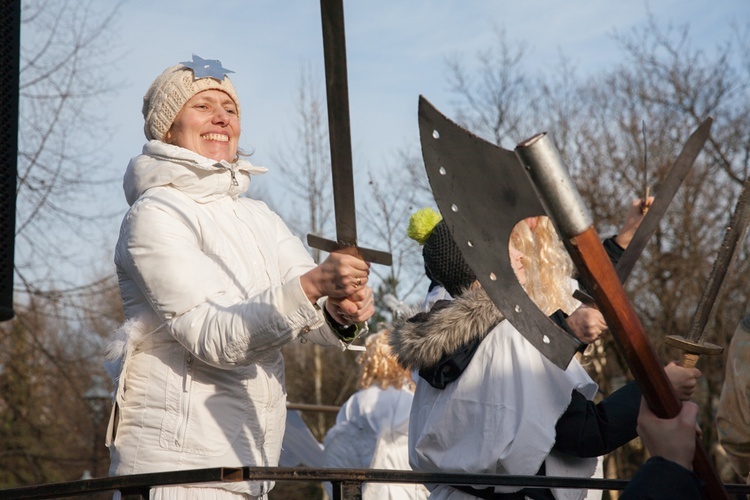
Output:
[{"xmin": 175, "ymin": 353, "xmax": 193, "ymax": 448}]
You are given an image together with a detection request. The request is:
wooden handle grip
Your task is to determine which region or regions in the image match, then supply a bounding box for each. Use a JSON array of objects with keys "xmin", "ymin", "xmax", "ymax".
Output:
[{"xmin": 679, "ymin": 352, "xmax": 700, "ymax": 369}]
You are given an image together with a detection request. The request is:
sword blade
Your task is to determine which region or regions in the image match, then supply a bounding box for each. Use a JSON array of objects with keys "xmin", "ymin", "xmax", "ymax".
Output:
[
  {"xmin": 616, "ymin": 117, "xmax": 713, "ymax": 283},
  {"xmin": 320, "ymin": 0, "xmax": 357, "ymax": 246},
  {"xmin": 686, "ymin": 174, "xmax": 750, "ymax": 344},
  {"xmin": 310, "ymin": 0, "xmax": 391, "ymax": 265}
]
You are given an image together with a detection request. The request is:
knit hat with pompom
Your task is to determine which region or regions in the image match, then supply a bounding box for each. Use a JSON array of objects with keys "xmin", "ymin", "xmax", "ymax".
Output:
[
  {"xmin": 407, "ymin": 207, "xmax": 476, "ymax": 297},
  {"xmin": 142, "ymin": 57, "xmax": 241, "ymax": 141}
]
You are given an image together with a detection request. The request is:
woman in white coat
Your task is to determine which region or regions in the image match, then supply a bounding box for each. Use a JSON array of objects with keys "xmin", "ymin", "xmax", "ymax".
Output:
[{"xmin": 106, "ymin": 55, "xmax": 374, "ymax": 500}]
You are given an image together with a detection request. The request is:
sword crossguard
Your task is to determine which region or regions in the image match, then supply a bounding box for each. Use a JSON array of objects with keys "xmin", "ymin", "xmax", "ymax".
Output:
[
  {"xmin": 307, "ymin": 233, "xmax": 393, "ymax": 266},
  {"xmin": 664, "ymin": 334, "xmax": 724, "ymax": 368},
  {"xmin": 572, "ymin": 289, "xmax": 597, "ymax": 308}
]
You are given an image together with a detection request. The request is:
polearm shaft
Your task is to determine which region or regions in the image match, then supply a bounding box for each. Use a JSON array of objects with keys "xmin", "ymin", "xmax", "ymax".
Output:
[
  {"xmin": 516, "ymin": 132, "xmax": 729, "ymax": 500},
  {"xmin": 308, "ymin": 0, "xmax": 392, "ymax": 266}
]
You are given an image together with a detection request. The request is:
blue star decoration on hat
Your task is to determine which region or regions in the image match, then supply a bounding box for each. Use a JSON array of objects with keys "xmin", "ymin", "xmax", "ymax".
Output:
[{"xmin": 180, "ymin": 54, "xmax": 235, "ymax": 81}]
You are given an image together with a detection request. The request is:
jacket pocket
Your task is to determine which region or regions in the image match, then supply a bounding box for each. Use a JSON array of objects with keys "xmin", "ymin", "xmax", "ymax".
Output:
[{"xmin": 159, "ymin": 349, "xmax": 249, "ymax": 457}]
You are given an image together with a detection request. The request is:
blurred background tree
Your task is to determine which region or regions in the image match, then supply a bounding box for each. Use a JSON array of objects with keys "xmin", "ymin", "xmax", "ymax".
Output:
[{"xmin": 0, "ymin": 0, "xmax": 123, "ymax": 493}]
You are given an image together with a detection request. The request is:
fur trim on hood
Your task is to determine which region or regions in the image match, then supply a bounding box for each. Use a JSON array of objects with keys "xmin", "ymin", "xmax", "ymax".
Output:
[{"xmin": 389, "ymin": 287, "xmax": 504, "ymax": 370}]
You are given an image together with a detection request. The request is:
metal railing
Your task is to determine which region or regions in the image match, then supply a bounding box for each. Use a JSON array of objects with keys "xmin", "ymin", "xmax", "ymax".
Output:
[{"xmin": 3, "ymin": 466, "xmax": 750, "ymax": 500}]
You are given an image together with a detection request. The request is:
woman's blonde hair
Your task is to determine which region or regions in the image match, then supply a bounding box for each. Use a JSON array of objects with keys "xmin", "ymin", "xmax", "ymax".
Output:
[
  {"xmin": 511, "ymin": 216, "xmax": 577, "ymax": 315},
  {"xmin": 357, "ymin": 329, "xmax": 415, "ymax": 391}
]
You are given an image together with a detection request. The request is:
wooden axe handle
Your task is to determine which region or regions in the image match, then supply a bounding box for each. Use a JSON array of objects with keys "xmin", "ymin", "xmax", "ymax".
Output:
[
  {"xmin": 568, "ymin": 228, "xmax": 727, "ymax": 499},
  {"xmin": 517, "ymin": 131, "xmax": 726, "ymax": 497}
]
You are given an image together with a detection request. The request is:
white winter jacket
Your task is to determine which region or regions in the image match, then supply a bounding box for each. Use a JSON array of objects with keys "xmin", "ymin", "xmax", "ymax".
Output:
[
  {"xmin": 107, "ymin": 141, "xmax": 347, "ymax": 497},
  {"xmin": 390, "ymin": 287, "xmax": 599, "ymax": 500}
]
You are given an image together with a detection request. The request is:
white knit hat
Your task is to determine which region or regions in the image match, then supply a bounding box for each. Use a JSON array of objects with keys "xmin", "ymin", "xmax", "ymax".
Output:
[{"xmin": 142, "ymin": 57, "xmax": 241, "ymax": 141}]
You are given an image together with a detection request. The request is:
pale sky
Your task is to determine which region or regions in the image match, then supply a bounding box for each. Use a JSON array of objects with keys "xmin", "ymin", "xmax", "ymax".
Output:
[
  {"xmin": 107, "ymin": 1, "xmax": 748, "ymax": 198},
  {"xmin": 21, "ymin": 0, "xmax": 750, "ymax": 293}
]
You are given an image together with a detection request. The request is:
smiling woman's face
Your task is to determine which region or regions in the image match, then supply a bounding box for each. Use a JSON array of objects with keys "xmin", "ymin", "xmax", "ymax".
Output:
[{"xmin": 166, "ymin": 89, "xmax": 240, "ymax": 162}]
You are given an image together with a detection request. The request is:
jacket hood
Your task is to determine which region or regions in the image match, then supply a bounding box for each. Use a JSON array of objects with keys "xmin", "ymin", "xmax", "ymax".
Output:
[
  {"xmin": 389, "ymin": 287, "xmax": 504, "ymax": 370},
  {"xmin": 123, "ymin": 140, "xmax": 269, "ymax": 206}
]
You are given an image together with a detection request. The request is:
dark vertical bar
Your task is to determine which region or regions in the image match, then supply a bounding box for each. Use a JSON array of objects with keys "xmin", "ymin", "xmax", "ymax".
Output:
[
  {"xmin": 332, "ymin": 480, "xmax": 363, "ymax": 500},
  {"xmin": 0, "ymin": 0, "xmax": 19, "ymax": 321}
]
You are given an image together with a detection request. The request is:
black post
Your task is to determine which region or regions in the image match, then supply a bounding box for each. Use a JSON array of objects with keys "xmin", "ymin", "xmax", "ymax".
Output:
[{"xmin": 0, "ymin": 0, "xmax": 20, "ymax": 321}]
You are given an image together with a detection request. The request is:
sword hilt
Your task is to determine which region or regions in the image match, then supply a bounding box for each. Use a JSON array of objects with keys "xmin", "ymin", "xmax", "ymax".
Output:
[
  {"xmin": 307, "ymin": 234, "xmax": 393, "ymax": 266},
  {"xmin": 664, "ymin": 334, "xmax": 724, "ymax": 368}
]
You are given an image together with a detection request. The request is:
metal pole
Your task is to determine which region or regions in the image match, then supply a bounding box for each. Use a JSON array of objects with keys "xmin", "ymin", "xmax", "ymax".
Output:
[{"xmin": 0, "ymin": 0, "xmax": 20, "ymax": 321}]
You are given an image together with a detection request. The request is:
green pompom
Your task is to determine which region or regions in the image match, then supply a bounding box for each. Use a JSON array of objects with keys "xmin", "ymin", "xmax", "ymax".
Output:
[{"xmin": 407, "ymin": 207, "xmax": 442, "ymax": 245}]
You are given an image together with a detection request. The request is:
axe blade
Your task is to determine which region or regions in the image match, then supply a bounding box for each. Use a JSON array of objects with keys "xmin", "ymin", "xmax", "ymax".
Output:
[{"xmin": 418, "ymin": 96, "xmax": 581, "ymax": 370}]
